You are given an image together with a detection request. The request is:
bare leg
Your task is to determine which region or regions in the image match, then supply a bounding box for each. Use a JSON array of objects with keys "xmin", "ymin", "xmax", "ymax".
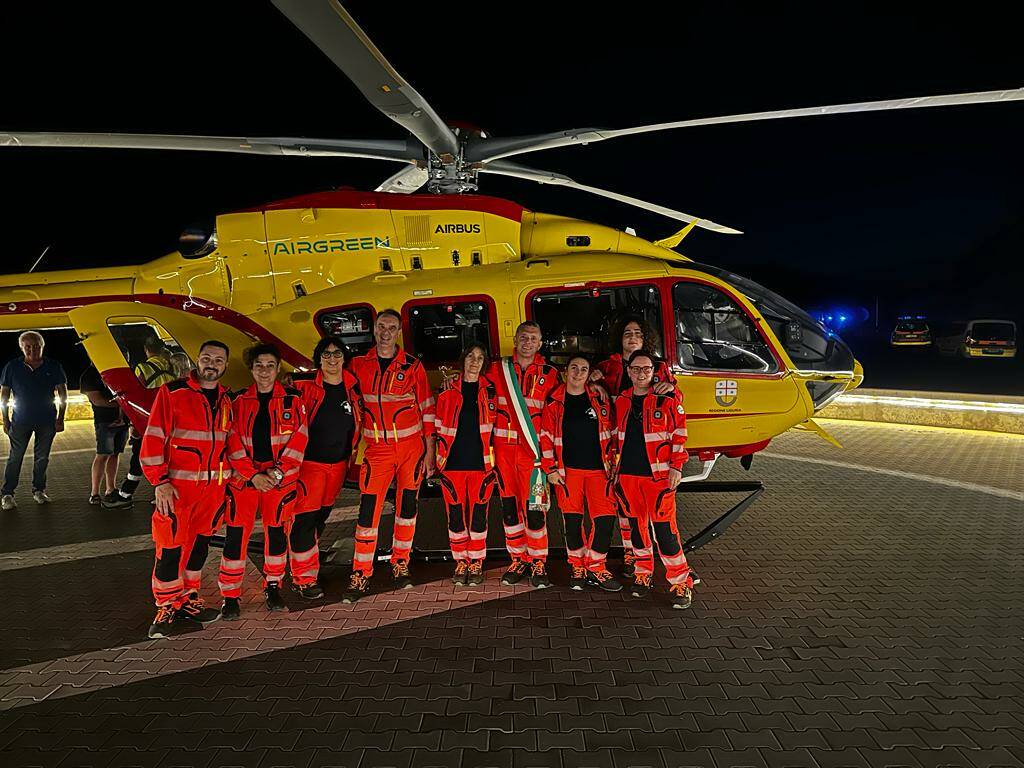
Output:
[
  {"xmin": 90, "ymin": 455, "xmax": 105, "ymax": 496},
  {"xmin": 104, "ymin": 455, "xmax": 120, "ymax": 495}
]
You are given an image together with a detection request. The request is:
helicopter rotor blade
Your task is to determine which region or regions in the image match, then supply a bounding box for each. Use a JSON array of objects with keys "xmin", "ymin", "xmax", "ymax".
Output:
[
  {"xmin": 0, "ymin": 131, "xmax": 418, "ymax": 162},
  {"xmin": 469, "ymin": 87, "xmax": 1024, "ymax": 163},
  {"xmin": 271, "ymin": 0, "xmax": 460, "ymax": 160},
  {"xmin": 480, "ymin": 160, "xmax": 742, "ymax": 234},
  {"xmin": 375, "ymin": 164, "xmax": 430, "ymax": 194}
]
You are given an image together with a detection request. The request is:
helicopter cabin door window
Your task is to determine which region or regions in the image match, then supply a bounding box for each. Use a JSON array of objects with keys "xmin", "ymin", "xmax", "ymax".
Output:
[
  {"xmin": 530, "ymin": 284, "xmax": 662, "ymax": 367},
  {"xmin": 406, "ymin": 300, "xmax": 495, "ymax": 367},
  {"xmin": 672, "ymin": 282, "xmax": 779, "ymax": 374},
  {"xmin": 316, "ymin": 305, "xmax": 375, "ymax": 357},
  {"xmin": 106, "ymin": 318, "xmax": 193, "ymax": 385}
]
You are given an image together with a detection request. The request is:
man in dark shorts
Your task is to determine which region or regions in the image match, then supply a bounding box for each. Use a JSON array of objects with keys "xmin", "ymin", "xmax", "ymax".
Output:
[{"xmin": 80, "ymin": 364, "xmax": 129, "ymax": 505}]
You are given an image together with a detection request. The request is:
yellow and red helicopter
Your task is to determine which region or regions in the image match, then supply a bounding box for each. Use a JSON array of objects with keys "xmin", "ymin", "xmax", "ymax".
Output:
[{"xmin": 1, "ymin": 1, "xmax": 1021, "ymax": 504}]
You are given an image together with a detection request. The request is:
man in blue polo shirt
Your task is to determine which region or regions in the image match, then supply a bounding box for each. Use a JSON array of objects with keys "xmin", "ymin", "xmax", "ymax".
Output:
[{"xmin": 1, "ymin": 331, "xmax": 68, "ymax": 510}]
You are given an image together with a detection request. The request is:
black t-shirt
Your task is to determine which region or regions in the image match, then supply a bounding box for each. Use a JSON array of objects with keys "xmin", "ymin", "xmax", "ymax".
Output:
[
  {"xmin": 561, "ymin": 392, "xmax": 604, "ymax": 471},
  {"xmin": 201, "ymin": 386, "xmax": 220, "ymax": 414},
  {"xmin": 618, "ymin": 394, "xmax": 653, "ymax": 477},
  {"xmin": 378, "ymin": 354, "xmax": 394, "ymax": 377},
  {"xmin": 305, "ymin": 381, "xmax": 357, "ymax": 464},
  {"xmin": 79, "ymin": 366, "xmax": 120, "ymax": 425},
  {"xmin": 252, "ymin": 391, "xmax": 273, "ymax": 462},
  {"xmin": 445, "ymin": 381, "xmax": 485, "ymax": 471}
]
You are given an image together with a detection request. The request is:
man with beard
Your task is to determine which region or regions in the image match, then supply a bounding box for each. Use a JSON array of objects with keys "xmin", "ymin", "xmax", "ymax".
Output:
[{"xmin": 141, "ymin": 340, "xmax": 234, "ymax": 638}]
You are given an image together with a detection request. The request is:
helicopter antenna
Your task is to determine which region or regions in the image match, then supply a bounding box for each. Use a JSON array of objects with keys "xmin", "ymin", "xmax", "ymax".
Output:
[{"xmin": 28, "ymin": 245, "xmax": 50, "ymax": 273}]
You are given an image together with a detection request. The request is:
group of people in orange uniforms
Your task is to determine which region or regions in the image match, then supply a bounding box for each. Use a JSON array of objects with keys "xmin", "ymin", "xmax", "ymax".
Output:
[
  {"xmin": 139, "ymin": 312, "xmax": 696, "ymax": 639},
  {"xmin": 434, "ymin": 317, "xmax": 695, "ymax": 609}
]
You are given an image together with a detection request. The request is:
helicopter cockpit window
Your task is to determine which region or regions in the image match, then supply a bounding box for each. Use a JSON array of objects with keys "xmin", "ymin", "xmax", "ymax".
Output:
[
  {"xmin": 672, "ymin": 283, "xmax": 779, "ymax": 374},
  {"xmin": 316, "ymin": 306, "xmax": 375, "ymax": 357},
  {"xmin": 531, "ymin": 284, "xmax": 662, "ymax": 366},
  {"xmin": 407, "ymin": 301, "xmax": 495, "ymax": 366},
  {"xmin": 107, "ymin": 318, "xmax": 193, "ymax": 386},
  {"xmin": 678, "ymin": 262, "xmax": 856, "ymax": 376}
]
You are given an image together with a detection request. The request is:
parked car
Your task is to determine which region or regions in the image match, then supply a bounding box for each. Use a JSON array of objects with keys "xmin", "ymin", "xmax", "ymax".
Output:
[
  {"xmin": 890, "ymin": 318, "xmax": 932, "ymax": 347},
  {"xmin": 935, "ymin": 319, "xmax": 1017, "ymax": 359}
]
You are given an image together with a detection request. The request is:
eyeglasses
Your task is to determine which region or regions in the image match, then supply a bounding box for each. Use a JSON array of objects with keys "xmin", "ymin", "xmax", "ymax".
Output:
[
  {"xmin": 628, "ymin": 365, "xmax": 654, "ymax": 374},
  {"xmin": 321, "ymin": 350, "xmax": 345, "ymax": 360}
]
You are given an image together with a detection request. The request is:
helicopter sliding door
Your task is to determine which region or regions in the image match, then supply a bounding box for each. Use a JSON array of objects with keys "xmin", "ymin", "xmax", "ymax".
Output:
[{"xmin": 67, "ymin": 301, "xmax": 260, "ymax": 429}]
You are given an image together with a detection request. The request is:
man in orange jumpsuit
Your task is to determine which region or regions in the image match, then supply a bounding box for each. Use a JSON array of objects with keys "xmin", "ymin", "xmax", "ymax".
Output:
[
  {"xmin": 345, "ymin": 309, "xmax": 435, "ymax": 602},
  {"xmin": 486, "ymin": 321, "xmax": 561, "ymax": 588},
  {"xmin": 141, "ymin": 340, "xmax": 233, "ymax": 639}
]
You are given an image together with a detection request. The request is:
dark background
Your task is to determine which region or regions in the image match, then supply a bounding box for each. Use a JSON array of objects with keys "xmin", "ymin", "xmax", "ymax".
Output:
[{"xmin": 2, "ymin": 2, "xmax": 1022, "ymax": 392}]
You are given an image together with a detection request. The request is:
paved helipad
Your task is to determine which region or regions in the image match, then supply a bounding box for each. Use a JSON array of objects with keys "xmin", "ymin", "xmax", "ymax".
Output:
[{"xmin": 1, "ymin": 419, "xmax": 1022, "ymax": 768}]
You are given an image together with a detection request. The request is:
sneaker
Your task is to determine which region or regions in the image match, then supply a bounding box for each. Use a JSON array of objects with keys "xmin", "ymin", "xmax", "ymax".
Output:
[
  {"xmin": 391, "ymin": 560, "xmax": 413, "ymax": 590},
  {"xmin": 467, "ymin": 561, "xmax": 485, "ymax": 586},
  {"xmin": 501, "ymin": 560, "xmax": 529, "ymax": 586},
  {"xmin": 586, "ymin": 569, "xmax": 624, "ymax": 593},
  {"xmin": 670, "ymin": 583, "xmax": 693, "ymax": 610},
  {"xmin": 452, "ymin": 561, "xmax": 469, "ymax": 586},
  {"xmin": 89, "ymin": 494, "xmax": 102, "ymax": 505},
  {"xmin": 569, "ymin": 566, "xmax": 588, "ymax": 591},
  {"xmin": 175, "ymin": 593, "xmax": 221, "ymax": 625},
  {"xmin": 1, "ymin": 494, "xmax": 15, "ymax": 511},
  {"xmin": 32, "ymin": 490, "xmax": 51, "ymax": 504},
  {"xmin": 622, "ymin": 551, "xmax": 636, "ymax": 579},
  {"xmin": 147, "ymin": 605, "xmax": 176, "ymax": 639},
  {"xmin": 342, "ymin": 571, "xmax": 371, "ymax": 603},
  {"xmin": 101, "ymin": 492, "xmax": 133, "ymax": 509},
  {"xmin": 220, "ymin": 596, "xmax": 241, "ymax": 621},
  {"xmin": 630, "ymin": 573, "xmax": 652, "ymax": 599},
  {"xmin": 295, "ymin": 582, "xmax": 324, "ymax": 600},
  {"xmin": 529, "ymin": 560, "xmax": 551, "ymax": 589},
  {"xmin": 264, "ymin": 583, "xmax": 287, "ymax": 612}
]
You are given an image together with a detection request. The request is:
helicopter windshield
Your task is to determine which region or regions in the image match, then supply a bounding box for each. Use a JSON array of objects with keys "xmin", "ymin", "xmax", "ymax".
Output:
[{"xmin": 681, "ymin": 263, "xmax": 856, "ymax": 375}]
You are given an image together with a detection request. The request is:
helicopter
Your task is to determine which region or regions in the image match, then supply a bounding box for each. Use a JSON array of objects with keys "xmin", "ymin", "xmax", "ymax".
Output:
[{"xmin": 1, "ymin": 1, "xmax": 1021, "ymax": 487}]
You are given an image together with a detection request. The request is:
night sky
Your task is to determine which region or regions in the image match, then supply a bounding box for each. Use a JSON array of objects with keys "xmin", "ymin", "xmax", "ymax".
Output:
[{"xmin": 3, "ymin": 1, "xmax": 1023, "ymax": 327}]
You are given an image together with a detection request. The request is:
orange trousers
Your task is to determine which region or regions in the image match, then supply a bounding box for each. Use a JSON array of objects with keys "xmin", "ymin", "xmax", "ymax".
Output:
[
  {"xmin": 289, "ymin": 460, "xmax": 348, "ymax": 585},
  {"xmin": 151, "ymin": 482, "xmax": 226, "ymax": 607},
  {"xmin": 555, "ymin": 468, "xmax": 615, "ymax": 573},
  {"xmin": 218, "ymin": 464, "xmax": 298, "ymax": 598},
  {"xmin": 616, "ymin": 474, "xmax": 693, "ymax": 588},
  {"xmin": 494, "ymin": 442, "xmax": 548, "ymax": 562},
  {"xmin": 438, "ymin": 469, "xmax": 496, "ymax": 561},
  {"xmin": 355, "ymin": 438, "xmax": 427, "ymax": 575}
]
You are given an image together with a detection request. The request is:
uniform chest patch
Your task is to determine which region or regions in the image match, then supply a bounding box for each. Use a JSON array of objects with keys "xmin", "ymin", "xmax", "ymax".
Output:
[
  {"xmin": 488, "ymin": 402, "xmax": 495, "ymax": 410},
  {"xmin": 538, "ymin": 377, "xmax": 545, "ymax": 385},
  {"xmin": 677, "ymin": 404, "xmax": 685, "ymax": 415},
  {"xmin": 342, "ymin": 401, "xmax": 352, "ymax": 414},
  {"xmin": 283, "ymin": 411, "xmax": 292, "ymax": 421},
  {"xmin": 586, "ymin": 407, "xmax": 597, "ymax": 420},
  {"xmin": 654, "ymin": 410, "xmax": 662, "ymax": 419},
  {"xmin": 396, "ymin": 373, "xmax": 405, "ymax": 381}
]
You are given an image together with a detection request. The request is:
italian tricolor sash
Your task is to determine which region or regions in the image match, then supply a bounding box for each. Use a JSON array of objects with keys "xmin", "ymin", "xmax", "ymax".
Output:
[{"xmin": 500, "ymin": 357, "xmax": 549, "ymax": 512}]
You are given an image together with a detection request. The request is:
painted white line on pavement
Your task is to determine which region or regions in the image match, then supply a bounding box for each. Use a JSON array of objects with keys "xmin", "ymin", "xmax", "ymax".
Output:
[
  {"xmin": 0, "ymin": 505, "xmax": 359, "ymax": 572},
  {"xmin": 0, "ymin": 566, "xmax": 529, "ymax": 710},
  {"xmin": 762, "ymin": 452, "xmax": 1024, "ymax": 503},
  {"xmin": 0, "ymin": 447, "xmax": 97, "ymax": 461}
]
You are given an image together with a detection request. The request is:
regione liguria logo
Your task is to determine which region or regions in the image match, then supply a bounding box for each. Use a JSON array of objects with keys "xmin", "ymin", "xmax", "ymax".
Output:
[{"xmin": 715, "ymin": 379, "xmax": 739, "ymax": 407}]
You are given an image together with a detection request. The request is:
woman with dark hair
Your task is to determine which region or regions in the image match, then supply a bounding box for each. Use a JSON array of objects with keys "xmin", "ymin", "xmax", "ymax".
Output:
[
  {"xmin": 287, "ymin": 336, "xmax": 362, "ymax": 599},
  {"xmin": 592, "ymin": 315, "xmax": 677, "ymax": 577},
  {"xmin": 219, "ymin": 343, "xmax": 308, "ymax": 619},
  {"xmin": 433, "ymin": 342, "xmax": 498, "ymax": 586},
  {"xmin": 540, "ymin": 354, "xmax": 622, "ymax": 592}
]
